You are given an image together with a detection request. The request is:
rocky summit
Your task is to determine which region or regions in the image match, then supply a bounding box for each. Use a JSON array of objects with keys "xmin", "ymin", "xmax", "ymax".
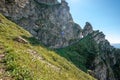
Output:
[
  {"xmin": 0, "ymin": 0, "xmax": 120, "ymax": 80},
  {"xmin": 0, "ymin": 0, "xmax": 82, "ymax": 48}
]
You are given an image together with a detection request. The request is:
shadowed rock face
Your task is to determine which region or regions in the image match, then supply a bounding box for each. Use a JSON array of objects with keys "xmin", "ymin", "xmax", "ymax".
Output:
[{"xmin": 0, "ymin": 0, "xmax": 82, "ymax": 48}]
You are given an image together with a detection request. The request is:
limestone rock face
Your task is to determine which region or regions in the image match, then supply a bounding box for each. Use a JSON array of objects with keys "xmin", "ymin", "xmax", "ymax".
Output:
[{"xmin": 0, "ymin": 0, "xmax": 82, "ymax": 48}]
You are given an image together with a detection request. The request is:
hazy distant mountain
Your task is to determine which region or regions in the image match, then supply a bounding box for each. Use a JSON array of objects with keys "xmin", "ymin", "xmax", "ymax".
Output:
[{"xmin": 111, "ymin": 43, "xmax": 120, "ymax": 48}]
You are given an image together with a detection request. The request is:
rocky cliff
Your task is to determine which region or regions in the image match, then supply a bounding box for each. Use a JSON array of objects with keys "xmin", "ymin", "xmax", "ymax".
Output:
[
  {"xmin": 83, "ymin": 22, "xmax": 120, "ymax": 80},
  {"xmin": 0, "ymin": 0, "xmax": 82, "ymax": 48}
]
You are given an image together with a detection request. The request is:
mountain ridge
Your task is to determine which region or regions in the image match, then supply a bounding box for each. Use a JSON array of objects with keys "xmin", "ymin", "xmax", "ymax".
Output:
[{"xmin": 0, "ymin": 0, "xmax": 120, "ymax": 80}]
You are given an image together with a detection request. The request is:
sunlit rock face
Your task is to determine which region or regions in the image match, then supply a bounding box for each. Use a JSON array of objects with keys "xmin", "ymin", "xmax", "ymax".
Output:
[{"xmin": 0, "ymin": 0, "xmax": 82, "ymax": 48}]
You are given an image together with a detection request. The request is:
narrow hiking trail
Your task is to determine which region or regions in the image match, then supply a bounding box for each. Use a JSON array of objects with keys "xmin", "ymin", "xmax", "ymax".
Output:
[{"xmin": 27, "ymin": 49, "xmax": 61, "ymax": 72}]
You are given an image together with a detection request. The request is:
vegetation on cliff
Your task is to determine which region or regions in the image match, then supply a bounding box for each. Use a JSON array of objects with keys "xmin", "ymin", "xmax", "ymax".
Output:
[{"xmin": 56, "ymin": 34, "xmax": 98, "ymax": 72}]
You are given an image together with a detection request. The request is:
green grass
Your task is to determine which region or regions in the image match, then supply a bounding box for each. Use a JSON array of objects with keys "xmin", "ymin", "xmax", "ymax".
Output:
[{"xmin": 0, "ymin": 14, "xmax": 96, "ymax": 80}]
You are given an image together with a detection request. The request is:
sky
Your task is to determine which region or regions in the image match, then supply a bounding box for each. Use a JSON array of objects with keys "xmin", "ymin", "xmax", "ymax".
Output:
[{"xmin": 59, "ymin": 0, "xmax": 120, "ymax": 43}]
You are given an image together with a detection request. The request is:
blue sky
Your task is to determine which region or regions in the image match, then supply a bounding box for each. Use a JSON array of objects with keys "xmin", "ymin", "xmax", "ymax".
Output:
[{"xmin": 59, "ymin": 0, "xmax": 120, "ymax": 43}]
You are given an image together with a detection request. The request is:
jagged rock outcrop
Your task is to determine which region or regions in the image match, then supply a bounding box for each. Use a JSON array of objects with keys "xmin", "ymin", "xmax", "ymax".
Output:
[
  {"xmin": 0, "ymin": 0, "xmax": 82, "ymax": 48},
  {"xmin": 82, "ymin": 22, "xmax": 93, "ymax": 37},
  {"xmin": 91, "ymin": 31, "xmax": 106, "ymax": 44},
  {"xmin": 83, "ymin": 22, "xmax": 120, "ymax": 80}
]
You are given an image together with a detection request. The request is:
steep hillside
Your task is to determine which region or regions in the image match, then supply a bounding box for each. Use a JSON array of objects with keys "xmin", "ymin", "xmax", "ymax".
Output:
[{"xmin": 0, "ymin": 14, "xmax": 96, "ymax": 80}]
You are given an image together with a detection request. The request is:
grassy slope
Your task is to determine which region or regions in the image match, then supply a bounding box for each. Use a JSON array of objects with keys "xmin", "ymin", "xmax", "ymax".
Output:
[{"xmin": 0, "ymin": 14, "xmax": 96, "ymax": 80}]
